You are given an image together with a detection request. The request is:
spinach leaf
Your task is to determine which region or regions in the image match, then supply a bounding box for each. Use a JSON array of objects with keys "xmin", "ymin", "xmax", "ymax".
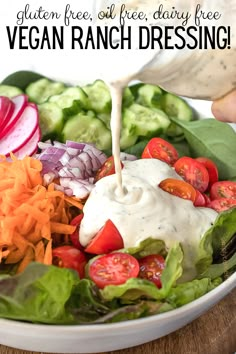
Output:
[
  {"xmin": 170, "ymin": 117, "xmax": 236, "ymax": 180},
  {"xmin": 124, "ymin": 139, "xmax": 149, "ymax": 158},
  {"xmin": 1, "ymin": 71, "xmax": 46, "ymax": 90}
]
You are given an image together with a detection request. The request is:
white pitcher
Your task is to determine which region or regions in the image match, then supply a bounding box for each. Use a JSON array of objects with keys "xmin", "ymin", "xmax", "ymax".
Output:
[{"xmin": 94, "ymin": 0, "xmax": 236, "ymax": 99}]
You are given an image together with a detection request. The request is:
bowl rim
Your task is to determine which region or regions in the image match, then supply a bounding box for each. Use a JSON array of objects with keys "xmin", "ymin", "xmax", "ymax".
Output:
[{"xmin": 0, "ymin": 271, "xmax": 235, "ymax": 333}]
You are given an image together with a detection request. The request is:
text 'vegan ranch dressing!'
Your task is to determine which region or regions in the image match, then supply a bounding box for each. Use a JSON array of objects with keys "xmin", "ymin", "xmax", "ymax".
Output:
[{"xmin": 78, "ymin": 0, "xmax": 234, "ymax": 280}]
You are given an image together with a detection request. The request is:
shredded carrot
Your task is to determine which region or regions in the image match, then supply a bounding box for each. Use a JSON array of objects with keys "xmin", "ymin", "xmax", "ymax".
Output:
[
  {"xmin": 50, "ymin": 222, "xmax": 76, "ymax": 234},
  {"xmin": 64, "ymin": 195, "xmax": 84, "ymax": 210},
  {"xmin": 0, "ymin": 155, "xmax": 82, "ymax": 273},
  {"xmin": 35, "ymin": 241, "xmax": 45, "ymax": 263},
  {"xmin": 44, "ymin": 240, "xmax": 52, "ymax": 265},
  {"xmin": 16, "ymin": 246, "xmax": 35, "ymax": 274}
]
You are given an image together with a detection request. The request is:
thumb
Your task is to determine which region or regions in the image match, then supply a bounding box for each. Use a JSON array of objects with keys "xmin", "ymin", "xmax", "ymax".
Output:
[{"xmin": 211, "ymin": 90, "xmax": 236, "ymax": 123}]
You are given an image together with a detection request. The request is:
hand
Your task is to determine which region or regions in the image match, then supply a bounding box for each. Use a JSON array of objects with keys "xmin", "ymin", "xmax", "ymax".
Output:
[{"xmin": 211, "ymin": 90, "xmax": 236, "ymax": 123}]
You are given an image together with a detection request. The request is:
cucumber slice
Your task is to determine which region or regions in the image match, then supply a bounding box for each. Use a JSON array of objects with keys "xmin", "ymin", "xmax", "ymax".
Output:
[
  {"xmin": 62, "ymin": 113, "xmax": 112, "ymax": 150},
  {"xmin": 26, "ymin": 78, "xmax": 65, "ymax": 104},
  {"xmin": 0, "ymin": 85, "xmax": 23, "ymax": 98},
  {"xmin": 120, "ymin": 127, "xmax": 138, "ymax": 150},
  {"xmin": 161, "ymin": 93, "xmax": 193, "ymax": 137},
  {"xmin": 49, "ymin": 86, "xmax": 89, "ymax": 116},
  {"xmin": 83, "ymin": 80, "xmax": 111, "ymax": 114},
  {"xmin": 161, "ymin": 93, "xmax": 193, "ymax": 120},
  {"xmin": 123, "ymin": 103, "xmax": 170, "ymax": 138},
  {"xmin": 97, "ymin": 112, "xmax": 111, "ymax": 129},
  {"xmin": 135, "ymin": 84, "xmax": 163, "ymax": 108},
  {"xmin": 122, "ymin": 87, "xmax": 134, "ymax": 108},
  {"xmin": 38, "ymin": 102, "xmax": 64, "ymax": 139}
]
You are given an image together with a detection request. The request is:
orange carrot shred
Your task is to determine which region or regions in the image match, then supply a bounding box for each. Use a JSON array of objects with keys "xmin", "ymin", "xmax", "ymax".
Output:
[
  {"xmin": 35, "ymin": 241, "xmax": 45, "ymax": 263},
  {"xmin": 16, "ymin": 246, "xmax": 35, "ymax": 274},
  {"xmin": 44, "ymin": 240, "xmax": 52, "ymax": 265},
  {"xmin": 64, "ymin": 195, "xmax": 84, "ymax": 210},
  {"xmin": 0, "ymin": 155, "xmax": 83, "ymax": 273},
  {"xmin": 50, "ymin": 222, "xmax": 76, "ymax": 235}
]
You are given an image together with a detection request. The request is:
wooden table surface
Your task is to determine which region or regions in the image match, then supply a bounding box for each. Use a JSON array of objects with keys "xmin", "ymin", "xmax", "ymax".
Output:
[{"xmin": 0, "ymin": 288, "xmax": 235, "ymax": 354}]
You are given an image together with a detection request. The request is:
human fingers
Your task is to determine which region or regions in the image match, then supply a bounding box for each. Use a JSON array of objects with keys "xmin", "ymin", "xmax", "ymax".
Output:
[{"xmin": 211, "ymin": 90, "xmax": 236, "ymax": 123}]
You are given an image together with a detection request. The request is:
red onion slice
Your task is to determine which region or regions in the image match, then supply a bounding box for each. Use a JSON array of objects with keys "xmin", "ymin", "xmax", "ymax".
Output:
[{"xmin": 37, "ymin": 140, "xmax": 108, "ymax": 198}]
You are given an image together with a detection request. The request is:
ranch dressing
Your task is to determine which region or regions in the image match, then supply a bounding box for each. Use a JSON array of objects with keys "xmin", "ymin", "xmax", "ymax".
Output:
[{"xmin": 80, "ymin": 159, "xmax": 217, "ymax": 280}]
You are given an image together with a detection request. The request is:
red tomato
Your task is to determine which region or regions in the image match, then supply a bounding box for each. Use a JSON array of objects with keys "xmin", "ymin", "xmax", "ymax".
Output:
[
  {"xmin": 210, "ymin": 181, "xmax": 236, "ymax": 200},
  {"xmin": 174, "ymin": 157, "xmax": 209, "ymax": 193},
  {"xmin": 84, "ymin": 219, "xmax": 124, "ymax": 254},
  {"xmin": 138, "ymin": 254, "xmax": 165, "ymax": 288},
  {"xmin": 141, "ymin": 138, "xmax": 179, "ymax": 166},
  {"xmin": 52, "ymin": 245, "xmax": 87, "ymax": 278},
  {"xmin": 194, "ymin": 190, "xmax": 206, "ymax": 207},
  {"xmin": 159, "ymin": 178, "xmax": 197, "ymax": 202},
  {"xmin": 95, "ymin": 156, "xmax": 124, "ymax": 181},
  {"xmin": 208, "ymin": 198, "xmax": 236, "ymax": 213},
  {"xmin": 70, "ymin": 214, "xmax": 84, "ymax": 250},
  {"xmin": 89, "ymin": 252, "xmax": 140, "ymax": 288},
  {"xmin": 196, "ymin": 157, "xmax": 219, "ymax": 188},
  {"xmin": 202, "ymin": 193, "xmax": 211, "ymax": 206}
]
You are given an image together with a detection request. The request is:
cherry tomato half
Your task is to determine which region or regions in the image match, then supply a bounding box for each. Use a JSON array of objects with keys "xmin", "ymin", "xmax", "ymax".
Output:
[
  {"xmin": 95, "ymin": 156, "xmax": 124, "ymax": 181},
  {"xmin": 202, "ymin": 193, "xmax": 211, "ymax": 206},
  {"xmin": 52, "ymin": 245, "xmax": 87, "ymax": 278},
  {"xmin": 174, "ymin": 157, "xmax": 209, "ymax": 193},
  {"xmin": 141, "ymin": 138, "xmax": 179, "ymax": 166},
  {"xmin": 89, "ymin": 252, "xmax": 140, "ymax": 288},
  {"xmin": 138, "ymin": 254, "xmax": 165, "ymax": 288},
  {"xmin": 159, "ymin": 178, "xmax": 197, "ymax": 202},
  {"xmin": 70, "ymin": 214, "xmax": 84, "ymax": 250},
  {"xmin": 194, "ymin": 190, "xmax": 206, "ymax": 207},
  {"xmin": 195, "ymin": 157, "xmax": 219, "ymax": 189},
  {"xmin": 208, "ymin": 198, "xmax": 236, "ymax": 213},
  {"xmin": 85, "ymin": 219, "xmax": 124, "ymax": 254},
  {"xmin": 210, "ymin": 181, "xmax": 236, "ymax": 200}
]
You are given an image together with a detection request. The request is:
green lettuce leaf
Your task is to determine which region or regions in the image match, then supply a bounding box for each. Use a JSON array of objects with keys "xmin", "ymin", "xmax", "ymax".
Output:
[
  {"xmin": 196, "ymin": 208, "xmax": 236, "ymax": 275},
  {"xmin": 93, "ymin": 301, "xmax": 174, "ymax": 323},
  {"xmin": 100, "ymin": 278, "xmax": 162, "ymax": 302},
  {"xmin": 100, "ymin": 243, "xmax": 183, "ymax": 302},
  {"xmin": 123, "ymin": 237, "xmax": 167, "ymax": 258},
  {"xmin": 0, "ymin": 262, "xmax": 80, "ymax": 324},
  {"xmin": 167, "ymin": 277, "xmax": 222, "ymax": 307},
  {"xmin": 199, "ymin": 253, "xmax": 236, "ymax": 279},
  {"xmin": 66, "ymin": 278, "xmax": 115, "ymax": 323}
]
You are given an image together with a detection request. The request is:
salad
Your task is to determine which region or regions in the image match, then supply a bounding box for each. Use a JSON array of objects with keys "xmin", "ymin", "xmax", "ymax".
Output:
[{"xmin": 0, "ymin": 71, "xmax": 235, "ymax": 325}]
